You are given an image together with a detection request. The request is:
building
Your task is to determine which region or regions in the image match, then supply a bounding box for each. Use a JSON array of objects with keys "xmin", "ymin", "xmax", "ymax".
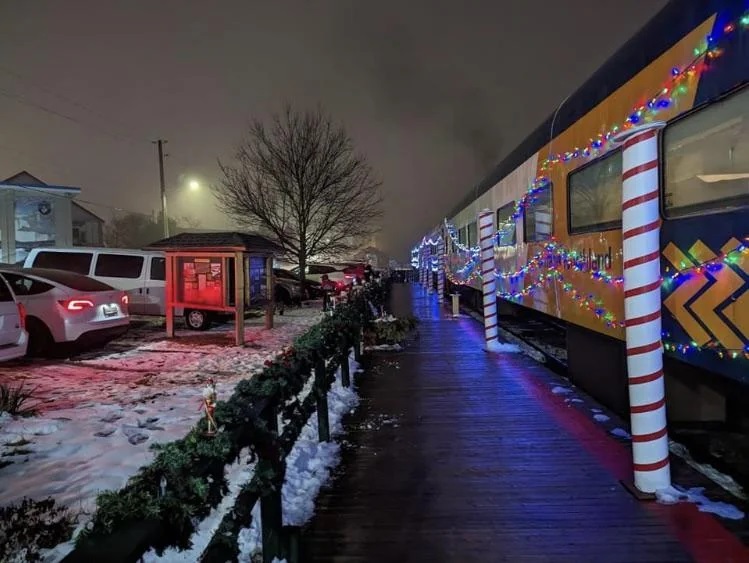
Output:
[
  {"xmin": 72, "ymin": 201, "xmax": 105, "ymax": 247},
  {"xmin": 0, "ymin": 171, "xmax": 104, "ymax": 264}
]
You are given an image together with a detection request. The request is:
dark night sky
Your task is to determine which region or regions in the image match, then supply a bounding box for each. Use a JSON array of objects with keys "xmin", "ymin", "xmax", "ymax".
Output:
[{"xmin": 0, "ymin": 1, "xmax": 667, "ymax": 260}]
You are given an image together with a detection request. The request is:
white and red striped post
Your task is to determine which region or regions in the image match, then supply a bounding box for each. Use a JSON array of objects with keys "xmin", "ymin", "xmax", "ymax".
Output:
[
  {"xmin": 419, "ymin": 243, "xmax": 426, "ymax": 287},
  {"xmin": 437, "ymin": 232, "xmax": 445, "ymax": 304},
  {"xmin": 478, "ymin": 209, "xmax": 501, "ymax": 352},
  {"xmin": 427, "ymin": 241, "xmax": 434, "ymax": 294},
  {"xmin": 613, "ymin": 122, "xmax": 670, "ymax": 495}
]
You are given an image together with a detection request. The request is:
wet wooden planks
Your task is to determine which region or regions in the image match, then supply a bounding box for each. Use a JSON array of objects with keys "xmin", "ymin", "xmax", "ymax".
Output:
[{"xmin": 300, "ymin": 284, "xmax": 692, "ymax": 562}]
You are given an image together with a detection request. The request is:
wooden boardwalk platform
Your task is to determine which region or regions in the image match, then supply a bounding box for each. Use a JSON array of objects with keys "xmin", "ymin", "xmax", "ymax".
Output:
[{"xmin": 300, "ymin": 284, "xmax": 748, "ymax": 562}]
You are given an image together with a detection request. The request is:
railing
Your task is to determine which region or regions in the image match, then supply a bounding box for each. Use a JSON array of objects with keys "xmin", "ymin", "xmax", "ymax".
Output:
[
  {"xmin": 200, "ymin": 339, "xmax": 362, "ymax": 563},
  {"xmin": 61, "ymin": 293, "xmax": 371, "ymax": 563}
]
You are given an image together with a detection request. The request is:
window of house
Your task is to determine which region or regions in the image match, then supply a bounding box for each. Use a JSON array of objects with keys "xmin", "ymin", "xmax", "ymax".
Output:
[
  {"xmin": 524, "ymin": 184, "xmax": 554, "ymax": 242},
  {"xmin": 94, "ymin": 254, "xmax": 144, "ymax": 279},
  {"xmin": 568, "ymin": 151, "xmax": 622, "ymax": 233},
  {"xmin": 150, "ymin": 257, "xmax": 166, "ymax": 281},
  {"xmin": 496, "ymin": 202, "xmax": 517, "ymax": 247},
  {"xmin": 467, "ymin": 222, "xmax": 478, "ymax": 248},
  {"xmin": 664, "ymin": 86, "xmax": 749, "ymax": 217},
  {"xmin": 32, "ymin": 251, "xmax": 93, "ymax": 275}
]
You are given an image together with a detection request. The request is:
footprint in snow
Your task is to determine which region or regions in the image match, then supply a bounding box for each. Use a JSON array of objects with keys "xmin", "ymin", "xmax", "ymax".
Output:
[
  {"xmin": 101, "ymin": 413, "xmax": 123, "ymax": 424},
  {"xmin": 94, "ymin": 428, "xmax": 116, "ymax": 438},
  {"xmin": 122, "ymin": 425, "xmax": 149, "ymax": 445}
]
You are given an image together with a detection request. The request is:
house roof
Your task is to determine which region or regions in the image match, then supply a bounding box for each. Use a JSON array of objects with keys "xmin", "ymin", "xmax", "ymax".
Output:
[
  {"xmin": 72, "ymin": 201, "xmax": 106, "ymax": 223},
  {"xmin": 0, "ymin": 170, "xmax": 81, "ymax": 194},
  {"xmin": 145, "ymin": 231, "xmax": 284, "ymax": 255}
]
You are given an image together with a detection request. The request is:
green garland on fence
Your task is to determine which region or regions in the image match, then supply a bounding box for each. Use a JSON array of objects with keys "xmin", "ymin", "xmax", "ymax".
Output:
[{"xmin": 75, "ymin": 282, "xmax": 388, "ymax": 556}]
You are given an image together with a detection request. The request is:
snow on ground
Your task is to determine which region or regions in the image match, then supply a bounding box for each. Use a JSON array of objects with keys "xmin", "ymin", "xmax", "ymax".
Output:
[
  {"xmin": 656, "ymin": 485, "xmax": 745, "ymax": 520},
  {"xmin": 238, "ymin": 357, "xmax": 361, "ymax": 562},
  {"xmin": 0, "ymin": 306, "xmax": 321, "ymax": 520}
]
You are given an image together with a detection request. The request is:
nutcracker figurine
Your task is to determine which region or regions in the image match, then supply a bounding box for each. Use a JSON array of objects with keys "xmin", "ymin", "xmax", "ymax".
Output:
[{"xmin": 202, "ymin": 378, "xmax": 217, "ymax": 436}]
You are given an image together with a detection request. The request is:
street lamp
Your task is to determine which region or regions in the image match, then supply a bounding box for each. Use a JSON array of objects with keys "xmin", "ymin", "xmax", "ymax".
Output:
[{"xmin": 188, "ymin": 179, "xmax": 200, "ymax": 191}]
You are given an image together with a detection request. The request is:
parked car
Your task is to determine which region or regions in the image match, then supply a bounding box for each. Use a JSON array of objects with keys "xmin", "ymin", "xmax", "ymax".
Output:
[
  {"xmin": 292, "ymin": 264, "xmax": 351, "ymax": 292},
  {"xmin": 273, "ymin": 268, "xmax": 305, "ymax": 305},
  {"xmin": 0, "ymin": 275, "xmax": 28, "ymax": 362},
  {"xmin": 0, "ymin": 268, "xmax": 130, "ymax": 355}
]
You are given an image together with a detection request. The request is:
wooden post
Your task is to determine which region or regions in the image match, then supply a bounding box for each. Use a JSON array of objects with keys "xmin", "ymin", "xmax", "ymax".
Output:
[
  {"xmin": 281, "ymin": 526, "xmax": 300, "ymax": 563},
  {"xmin": 165, "ymin": 255, "xmax": 175, "ymax": 338},
  {"xmin": 340, "ymin": 341, "xmax": 351, "ymax": 388},
  {"xmin": 234, "ymin": 253, "xmax": 245, "ymax": 347},
  {"xmin": 353, "ymin": 328, "xmax": 362, "ymax": 362},
  {"xmin": 314, "ymin": 357, "xmax": 330, "ymax": 442},
  {"xmin": 259, "ymin": 403, "xmax": 282, "ymax": 563},
  {"xmin": 265, "ymin": 255, "xmax": 274, "ymax": 330}
]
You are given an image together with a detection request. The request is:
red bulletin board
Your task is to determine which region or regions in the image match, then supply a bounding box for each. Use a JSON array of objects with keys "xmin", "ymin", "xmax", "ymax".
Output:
[{"xmin": 177, "ymin": 256, "xmax": 223, "ymax": 307}]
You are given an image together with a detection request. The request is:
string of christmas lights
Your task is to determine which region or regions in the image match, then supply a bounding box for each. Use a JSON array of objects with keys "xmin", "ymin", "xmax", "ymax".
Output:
[
  {"xmin": 426, "ymin": 13, "xmax": 749, "ymax": 355},
  {"xmin": 440, "ymin": 12, "xmax": 749, "ymax": 248},
  {"xmin": 662, "ymin": 335, "xmax": 749, "ymax": 361},
  {"xmin": 497, "ymin": 268, "xmax": 624, "ymax": 328}
]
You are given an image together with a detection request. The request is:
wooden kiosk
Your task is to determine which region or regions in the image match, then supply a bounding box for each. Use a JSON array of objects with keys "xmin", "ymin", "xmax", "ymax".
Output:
[{"xmin": 147, "ymin": 232, "xmax": 283, "ymax": 346}]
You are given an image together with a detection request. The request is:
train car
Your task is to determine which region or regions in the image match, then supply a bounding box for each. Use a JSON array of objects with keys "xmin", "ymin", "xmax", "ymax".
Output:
[{"xmin": 419, "ymin": 0, "xmax": 749, "ymax": 424}]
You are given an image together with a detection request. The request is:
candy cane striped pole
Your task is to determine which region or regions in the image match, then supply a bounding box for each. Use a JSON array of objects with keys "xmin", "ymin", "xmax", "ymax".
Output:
[
  {"xmin": 437, "ymin": 232, "xmax": 445, "ymax": 304},
  {"xmin": 427, "ymin": 242, "xmax": 434, "ymax": 294},
  {"xmin": 419, "ymin": 243, "xmax": 426, "ymax": 287},
  {"xmin": 478, "ymin": 209, "xmax": 501, "ymax": 352},
  {"xmin": 613, "ymin": 122, "xmax": 670, "ymax": 494}
]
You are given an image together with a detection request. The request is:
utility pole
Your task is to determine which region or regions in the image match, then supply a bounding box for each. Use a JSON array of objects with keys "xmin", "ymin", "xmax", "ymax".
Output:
[{"xmin": 153, "ymin": 139, "xmax": 169, "ymax": 238}]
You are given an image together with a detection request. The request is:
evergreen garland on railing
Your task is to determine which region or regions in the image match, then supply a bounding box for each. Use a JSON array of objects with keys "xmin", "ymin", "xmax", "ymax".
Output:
[{"xmin": 72, "ymin": 284, "xmax": 388, "ymax": 559}]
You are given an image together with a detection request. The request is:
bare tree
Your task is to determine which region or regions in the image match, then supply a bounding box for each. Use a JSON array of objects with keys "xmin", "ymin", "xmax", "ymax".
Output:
[
  {"xmin": 106, "ymin": 211, "xmax": 201, "ymax": 248},
  {"xmin": 214, "ymin": 105, "xmax": 383, "ymax": 284}
]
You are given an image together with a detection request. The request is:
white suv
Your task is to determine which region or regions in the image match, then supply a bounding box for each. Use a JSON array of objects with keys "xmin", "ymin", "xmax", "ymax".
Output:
[{"xmin": 0, "ymin": 275, "xmax": 28, "ymax": 362}]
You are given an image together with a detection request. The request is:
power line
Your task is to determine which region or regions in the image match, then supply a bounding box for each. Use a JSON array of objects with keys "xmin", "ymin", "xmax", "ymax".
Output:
[
  {"xmin": 0, "ymin": 86, "xmax": 147, "ymax": 148},
  {"xmin": 0, "ymin": 64, "xmax": 138, "ymax": 134}
]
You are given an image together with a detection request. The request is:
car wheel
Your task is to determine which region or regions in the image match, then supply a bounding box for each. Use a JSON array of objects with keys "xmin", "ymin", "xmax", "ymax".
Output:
[
  {"xmin": 276, "ymin": 287, "xmax": 291, "ymax": 306},
  {"xmin": 26, "ymin": 317, "xmax": 54, "ymax": 357},
  {"xmin": 185, "ymin": 309, "xmax": 211, "ymax": 331}
]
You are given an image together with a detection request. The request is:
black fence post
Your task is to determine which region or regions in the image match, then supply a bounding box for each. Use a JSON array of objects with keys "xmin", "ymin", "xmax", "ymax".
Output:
[
  {"xmin": 354, "ymin": 327, "xmax": 362, "ymax": 362},
  {"xmin": 259, "ymin": 403, "xmax": 283, "ymax": 563},
  {"xmin": 314, "ymin": 357, "xmax": 330, "ymax": 442},
  {"xmin": 340, "ymin": 341, "xmax": 351, "ymax": 388},
  {"xmin": 281, "ymin": 525, "xmax": 301, "ymax": 563}
]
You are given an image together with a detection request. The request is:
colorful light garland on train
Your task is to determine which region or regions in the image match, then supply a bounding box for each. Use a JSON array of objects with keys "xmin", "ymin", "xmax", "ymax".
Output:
[{"xmin": 414, "ymin": 12, "xmax": 749, "ymax": 359}]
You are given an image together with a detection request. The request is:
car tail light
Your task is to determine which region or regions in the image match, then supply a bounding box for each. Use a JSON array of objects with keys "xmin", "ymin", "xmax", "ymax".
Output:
[
  {"xmin": 122, "ymin": 295, "xmax": 129, "ymax": 306},
  {"xmin": 59, "ymin": 299, "xmax": 95, "ymax": 311},
  {"xmin": 17, "ymin": 303, "xmax": 26, "ymax": 330}
]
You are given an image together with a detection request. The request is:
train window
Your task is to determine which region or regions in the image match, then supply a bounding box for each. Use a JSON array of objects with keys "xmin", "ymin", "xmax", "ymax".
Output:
[
  {"xmin": 663, "ymin": 86, "xmax": 749, "ymax": 217},
  {"xmin": 458, "ymin": 226, "xmax": 466, "ymax": 245},
  {"xmin": 496, "ymin": 202, "xmax": 517, "ymax": 246},
  {"xmin": 524, "ymin": 183, "xmax": 553, "ymax": 242},
  {"xmin": 568, "ymin": 150, "xmax": 622, "ymax": 233},
  {"xmin": 467, "ymin": 222, "xmax": 478, "ymax": 248}
]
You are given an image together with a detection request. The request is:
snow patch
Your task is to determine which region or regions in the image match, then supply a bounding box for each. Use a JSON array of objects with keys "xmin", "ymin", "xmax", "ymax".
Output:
[
  {"xmin": 564, "ymin": 398, "xmax": 583, "ymax": 404},
  {"xmin": 610, "ymin": 428, "xmax": 631, "ymax": 439},
  {"xmin": 551, "ymin": 386, "xmax": 572, "ymax": 395},
  {"xmin": 485, "ymin": 342, "xmax": 522, "ymax": 353},
  {"xmin": 593, "ymin": 414, "xmax": 610, "ymax": 422},
  {"xmin": 656, "ymin": 486, "xmax": 745, "ymax": 520},
  {"xmin": 669, "ymin": 441, "xmax": 746, "ymax": 500},
  {"xmin": 0, "ymin": 307, "xmax": 321, "ymax": 556},
  {"xmin": 238, "ymin": 359, "xmax": 361, "ymax": 561},
  {"xmin": 141, "ymin": 449, "xmax": 256, "ymax": 562},
  {"xmin": 365, "ymin": 343, "xmax": 403, "ymax": 351}
]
